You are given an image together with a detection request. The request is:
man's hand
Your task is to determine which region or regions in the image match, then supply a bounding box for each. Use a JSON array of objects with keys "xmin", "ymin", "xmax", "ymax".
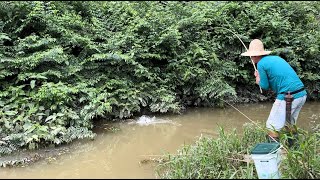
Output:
[{"xmin": 254, "ymin": 70, "xmax": 260, "ymax": 85}]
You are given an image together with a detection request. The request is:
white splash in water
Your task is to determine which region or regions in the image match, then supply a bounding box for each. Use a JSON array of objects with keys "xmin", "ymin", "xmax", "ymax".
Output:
[{"xmin": 128, "ymin": 115, "xmax": 180, "ymax": 126}]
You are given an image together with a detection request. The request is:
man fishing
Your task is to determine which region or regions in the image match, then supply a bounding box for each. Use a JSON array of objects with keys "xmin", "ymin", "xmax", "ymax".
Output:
[{"xmin": 241, "ymin": 39, "xmax": 307, "ymax": 146}]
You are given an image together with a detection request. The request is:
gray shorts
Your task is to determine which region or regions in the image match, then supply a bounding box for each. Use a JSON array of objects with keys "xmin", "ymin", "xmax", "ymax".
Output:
[{"xmin": 266, "ymin": 95, "xmax": 307, "ymax": 131}]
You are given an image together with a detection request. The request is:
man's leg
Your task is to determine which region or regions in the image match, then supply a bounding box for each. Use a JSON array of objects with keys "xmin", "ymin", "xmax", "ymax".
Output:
[
  {"xmin": 266, "ymin": 99, "xmax": 286, "ymax": 143},
  {"xmin": 286, "ymin": 95, "xmax": 307, "ymax": 147},
  {"xmin": 290, "ymin": 95, "xmax": 307, "ymax": 125}
]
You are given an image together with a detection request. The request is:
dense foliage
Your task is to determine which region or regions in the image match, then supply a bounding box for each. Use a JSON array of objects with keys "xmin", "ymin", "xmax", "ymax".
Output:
[{"xmin": 0, "ymin": 1, "xmax": 319, "ymax": 154}]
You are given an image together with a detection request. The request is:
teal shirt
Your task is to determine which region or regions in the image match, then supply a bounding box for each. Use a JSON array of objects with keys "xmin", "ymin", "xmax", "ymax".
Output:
[{"xmin": 257, "ymin": 55, "xmax": 307, "ymax": 100}]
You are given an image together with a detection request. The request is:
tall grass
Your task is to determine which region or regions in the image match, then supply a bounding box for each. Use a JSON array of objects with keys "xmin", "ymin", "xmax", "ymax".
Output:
[
  {"xmin": 279, "ymin": 124, "xmax": 320, "ymax": 179},
  {"xmin": 155, "ymin": 122, "xmax": 320, "ymax": 179}
]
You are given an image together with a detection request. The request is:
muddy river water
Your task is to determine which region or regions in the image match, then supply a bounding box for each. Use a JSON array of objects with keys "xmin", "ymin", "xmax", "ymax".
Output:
[{"xmin": 1, "ymin": 101, "xmax": 319, "ymax": 179}]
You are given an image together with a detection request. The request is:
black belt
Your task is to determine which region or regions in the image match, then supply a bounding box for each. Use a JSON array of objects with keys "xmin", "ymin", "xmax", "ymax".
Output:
[{"xmin": 280, "ymin": 87, "xmax": 305, "ymax": 95}]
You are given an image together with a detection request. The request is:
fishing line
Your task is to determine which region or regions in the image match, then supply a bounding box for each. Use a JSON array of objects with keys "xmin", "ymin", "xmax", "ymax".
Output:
[
  {"xmin": 221, "ymin": 99, "xmax": 281, "ymax": 144},
  {"xmin": 221, "ymin": 99, "xmax": 264, "ymax": 131}
]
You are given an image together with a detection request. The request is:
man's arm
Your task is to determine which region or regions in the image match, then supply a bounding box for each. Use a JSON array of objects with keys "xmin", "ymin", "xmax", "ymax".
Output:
[{"xmin": 255, "ymin": 68, "xmax": 269, "ymax": 90}]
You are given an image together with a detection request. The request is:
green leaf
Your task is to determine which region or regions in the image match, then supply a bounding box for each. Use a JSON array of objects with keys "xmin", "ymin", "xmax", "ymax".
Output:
[
  {"xmin": 30, "ymin": 80, "xmax": 36, "ymax": 89},
  {"xmin": 4, "ymin": 111, "xmax": 17, "ymax": 116}
]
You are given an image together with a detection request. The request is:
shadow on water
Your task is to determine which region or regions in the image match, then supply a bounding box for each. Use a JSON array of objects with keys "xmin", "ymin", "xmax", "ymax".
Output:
[{"xmin": 0, "ymin": 101, "xmax": 319, "ymax": 178}]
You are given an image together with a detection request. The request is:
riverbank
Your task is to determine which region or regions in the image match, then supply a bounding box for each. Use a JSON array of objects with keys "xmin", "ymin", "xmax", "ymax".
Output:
[{"xmin": 155, "ymin": 122, "xmax": 320, "ymax": 179}]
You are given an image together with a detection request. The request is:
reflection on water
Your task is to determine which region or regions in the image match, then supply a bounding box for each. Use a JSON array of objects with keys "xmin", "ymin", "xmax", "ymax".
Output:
[{"xmin": 0, "ymin": 102, "xmax": 319, "ymax": 178}]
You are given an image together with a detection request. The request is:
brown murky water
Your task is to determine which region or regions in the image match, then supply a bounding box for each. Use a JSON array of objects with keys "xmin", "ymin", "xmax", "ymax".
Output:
[{"xmin": 0, "ymin": 101, "xmax": 319, "ymax": 179}]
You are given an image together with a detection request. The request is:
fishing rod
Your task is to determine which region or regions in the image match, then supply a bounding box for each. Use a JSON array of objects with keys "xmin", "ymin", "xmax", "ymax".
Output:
[
  {"xmin": 213, "ymin": 27, "xmax": 288, "ymax": 145},
  {"xmin": 214, "ymin": 27, "xmax": 263, "ymax": 94}
]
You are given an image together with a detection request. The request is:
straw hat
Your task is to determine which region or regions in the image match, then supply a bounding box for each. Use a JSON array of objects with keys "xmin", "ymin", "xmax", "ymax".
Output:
[{"xmin": 241, "ymin": 39, "xmax": 272, "ymax": 56}]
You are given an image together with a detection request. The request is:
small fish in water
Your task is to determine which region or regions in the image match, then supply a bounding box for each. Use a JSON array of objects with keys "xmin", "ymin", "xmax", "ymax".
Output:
[{"xmin": 129, "ymin": 115, "xmax": 180, "ymax": 126}]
